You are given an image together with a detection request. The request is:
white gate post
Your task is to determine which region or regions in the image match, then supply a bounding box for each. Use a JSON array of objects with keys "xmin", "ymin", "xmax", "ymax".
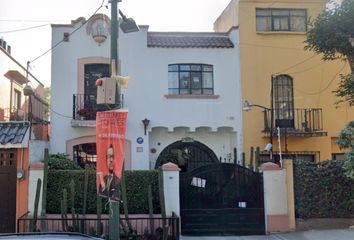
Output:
[
  {"xmin": 161, "ymin": 163, "xmax": 181, "ymax": 217},
  {"xmin": 260, "ymin": 162, "xmax": 290, "ymax": 233}
]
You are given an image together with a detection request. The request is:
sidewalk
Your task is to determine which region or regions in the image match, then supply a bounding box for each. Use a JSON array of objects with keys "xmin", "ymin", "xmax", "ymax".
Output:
[{"xmin": 180, "ymin": 229, "xmax": 354, "ymax": 240}]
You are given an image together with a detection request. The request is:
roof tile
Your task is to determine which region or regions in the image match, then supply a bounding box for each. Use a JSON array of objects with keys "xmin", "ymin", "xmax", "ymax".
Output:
[{"xmin": 147, "ymin": 32, "xmax": 234, "ymax": 48}]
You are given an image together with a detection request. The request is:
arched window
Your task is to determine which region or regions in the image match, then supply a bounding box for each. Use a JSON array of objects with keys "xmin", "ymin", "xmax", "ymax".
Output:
[
  {"xmin": 273, "ymin": 75, "xmax": 294, "ymax": 128},
  {"xmin": 168, "ymin": 64, "xmax": 214, "ymax": 95}
]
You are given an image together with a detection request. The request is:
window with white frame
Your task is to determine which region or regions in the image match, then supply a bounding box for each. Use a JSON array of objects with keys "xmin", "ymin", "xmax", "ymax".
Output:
[
  {"xmin": 256, "ymin": 8, "xmax": 307, "ymax": 32},
  {"xmin": 168, "ymin": 64, "xmax": 214, "ymax": 95}
]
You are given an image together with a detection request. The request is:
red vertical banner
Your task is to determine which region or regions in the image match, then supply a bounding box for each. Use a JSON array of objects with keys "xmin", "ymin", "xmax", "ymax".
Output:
[{"xmin": 96, "ymin": 110, "xmax": 128, "ymax": 201}]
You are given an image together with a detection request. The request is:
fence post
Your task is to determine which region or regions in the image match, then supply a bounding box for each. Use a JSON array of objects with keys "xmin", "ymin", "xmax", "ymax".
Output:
[
  {"xmin": 161, "ymin": 163, "xmax": 181, "ymax": 217},
  {"xmin": 260, "ymin": 162, "xmax": 290, "ymax": 233},
  {"xmin": 283, "ymin": 159, "xmax": 296, "ymax": 231}
]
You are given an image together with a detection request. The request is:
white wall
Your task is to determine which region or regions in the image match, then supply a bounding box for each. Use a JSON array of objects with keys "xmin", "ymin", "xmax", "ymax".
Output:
[
  {"xmin": 50, "ymin": 18, "xmax": 242, "ymax": 170},
  {"xmin": 29, "ymin": 140, "xmax": 49, "ymax": 164}
]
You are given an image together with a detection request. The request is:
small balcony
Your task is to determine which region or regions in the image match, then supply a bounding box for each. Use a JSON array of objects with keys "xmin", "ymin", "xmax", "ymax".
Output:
[
  {"xmin": 72, "ymin": 94, "xmax": 123, "ymax": 126},
  {"xmin": 261, "ymin": 108, "xmax": 327, "ymax": 137}
]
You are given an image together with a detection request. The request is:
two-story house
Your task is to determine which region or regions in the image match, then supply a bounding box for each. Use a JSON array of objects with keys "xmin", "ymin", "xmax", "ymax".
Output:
[
  {"xmin": 214, "ymin": 0, "xmax": 354, "ymax": 164},
  {"xmin": 0, "ymin": 39, "xmax": 49, "ymax": 233},
  {"xmin": 50, "ymin": 14, "xmax": 242, "ymax": 171}
]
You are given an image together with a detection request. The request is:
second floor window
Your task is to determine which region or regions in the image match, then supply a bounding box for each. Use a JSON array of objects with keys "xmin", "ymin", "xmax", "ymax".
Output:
[
  {"xmin": 168, "ymin": 64, "xmax": 214, "ymax": 95},
  {"xmin": 256, "ymin": 8, "xmax": 307, "ymax": 32},
  {"xmin": 13, "ymin": 89, "xmax": 21, "ymax": 111},
  {"xmin": 273, "ymin": 75, "xmax": 295, "ymax": 128}
]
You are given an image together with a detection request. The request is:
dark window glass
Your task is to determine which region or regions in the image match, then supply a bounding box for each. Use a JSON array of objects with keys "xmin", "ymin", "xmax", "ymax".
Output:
[
  {"xmin": 256, "ymin": 8, "xmax": 307, "ymax": 32},
  {"xmin": 168, "ymin": 64, "xmax": 214, "ymax": 95},
  {"xmin": 273, "ymin": 75, "xmax": 294, "ymax": 128}
]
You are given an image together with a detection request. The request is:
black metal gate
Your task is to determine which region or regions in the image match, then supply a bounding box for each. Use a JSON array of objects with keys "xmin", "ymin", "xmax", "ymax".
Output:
[
  {"xmin": 0, "ymin": 149, "xmax": 17, "ymax": 233},
  {"xmin": 180, "ymin": 163, "xmax": 265, "ymax": 236}
]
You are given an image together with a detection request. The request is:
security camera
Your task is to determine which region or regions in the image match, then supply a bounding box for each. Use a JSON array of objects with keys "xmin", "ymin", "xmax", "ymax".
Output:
[{"xmin": 264, "ymin": 143, "xmax": 272, "ymax": 152}]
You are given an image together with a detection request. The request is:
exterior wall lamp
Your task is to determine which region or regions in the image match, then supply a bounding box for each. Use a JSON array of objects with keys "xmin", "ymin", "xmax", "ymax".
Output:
[
  {"xmin": 142, "ymin": 118, "xmax": 150, "ymax": 136},
  {"xmin": 243, "ymin": 100, "xmax": 274, "ymax": 161}
]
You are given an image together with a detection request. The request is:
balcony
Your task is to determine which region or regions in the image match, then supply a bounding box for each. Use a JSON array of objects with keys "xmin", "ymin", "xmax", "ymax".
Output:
[
  {"xmin": 72, "ymin": 94, "xmax": 123, "ymax": 126},
  {"xmin": 261, "ymin": 108, "xmax": 327, "ymax": 137}
]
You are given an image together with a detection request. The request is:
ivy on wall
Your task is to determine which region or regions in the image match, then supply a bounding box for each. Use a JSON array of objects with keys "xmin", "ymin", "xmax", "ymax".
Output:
[{"xmin": 294, "ymin": 159, "xmax": 354, "ymax": 218}]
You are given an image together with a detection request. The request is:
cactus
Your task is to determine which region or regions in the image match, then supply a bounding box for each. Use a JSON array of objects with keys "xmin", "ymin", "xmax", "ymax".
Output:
[
  {"xmin": 40, "ymin": 148, "xmax": 49, "ymax": 231},
  {"xmin": 158, "ymin": 167, "xmax": 168, "ymax": 240},
  {"xmin": 70, "ymin": 179, "xmax": 79, "ymax": 232},
  {"xmin": 30, "ymin": 178, "xmax": 41, "ymax": 232},
  {"xmin": 249, "ymin": 147, "xmax": 254, "ymax": 169},
  {"xmin": 121, "ymin": 169, "xmax": 133, "ymax": 234},
  {"xmin": 242, "ymin": 152, "xmax": 246, "ymax": 167},
  {"xmin": 148, "ymin": 184, "xmax": 155, "ymax": 235},
  {"xmin": 255, "ymin": 147, "xmax": 260, "ymax": 171},
  {"xmin": 61, "ymin": 189, "xmax": 69, "ymax": 232},
  {"xmin": 96, "ymin": 195, "xmax": 102, "ymax": 236},
  {"xmin": 81, "ymin": 165, "xmax": 89, "ymax": 233}
]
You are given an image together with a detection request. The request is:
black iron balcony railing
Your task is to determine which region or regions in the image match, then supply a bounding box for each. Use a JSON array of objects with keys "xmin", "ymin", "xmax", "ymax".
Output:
[
  {"xmin": 73, "ymin": 94, "xmax": 124, "ymax": 121},
  {"xmin": 2, "ymin": 95, "xmax": 49, "ymax": 124},
  {"xmin": 261, "ymin": 108, "xmax": 327, "ymax": 137}
]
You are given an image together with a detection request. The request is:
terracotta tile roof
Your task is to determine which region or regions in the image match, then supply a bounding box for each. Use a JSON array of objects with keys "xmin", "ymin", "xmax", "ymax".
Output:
[
  {"xmin": 147, "ymin": 32, "xmax": 234, "ymax": 48},
  {"xmin": 0, "ymin": 122, "xmax": 30, "ymax": 145}
]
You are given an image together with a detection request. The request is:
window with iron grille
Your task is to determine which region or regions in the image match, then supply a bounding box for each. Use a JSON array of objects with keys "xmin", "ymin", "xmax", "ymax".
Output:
[
  {"xmin": 273, "ymin": 75, "xmax": 294, "ymax": 128},
  {"xmin": 73, "ymin": 143, "xmax": 97, "ymax": 168},
  {"xmin": 168, "ymin": 64, "xmax": 214, "ymax": 95},
  {"xmin": 256, "ymin": 8, "xmax": 307, "ymax": 32}
]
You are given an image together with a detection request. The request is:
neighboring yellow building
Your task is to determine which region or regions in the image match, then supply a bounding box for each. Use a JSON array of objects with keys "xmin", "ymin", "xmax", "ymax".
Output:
[{"xmin": 214, "ymin": 0, "xmax": 354, "ymax": 163}]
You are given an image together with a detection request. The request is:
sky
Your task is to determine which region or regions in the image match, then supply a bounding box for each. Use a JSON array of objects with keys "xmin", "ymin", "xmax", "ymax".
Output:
[{"xmin": 0, "ymin": 0, "xmax": 232, "ymax": 87}]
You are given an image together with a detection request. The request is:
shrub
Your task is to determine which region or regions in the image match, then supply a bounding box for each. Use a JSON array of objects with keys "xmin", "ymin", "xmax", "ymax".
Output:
[
  {"xmin": 47, "ymin": 169, "xmax": 160, "ymax": 214},
  {"xmin": 48, "ymin": 154, "xmax": 81, "ymax": 170},
  {"xmin": 294, "ymin": 159, "xmax": 354, "ymax": 218}
]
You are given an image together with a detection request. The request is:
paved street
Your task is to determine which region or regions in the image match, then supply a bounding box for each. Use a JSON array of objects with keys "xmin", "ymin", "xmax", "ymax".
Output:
[{"xmin": 180, "ymin": 229, "xmax": 354, "ymax": 240}]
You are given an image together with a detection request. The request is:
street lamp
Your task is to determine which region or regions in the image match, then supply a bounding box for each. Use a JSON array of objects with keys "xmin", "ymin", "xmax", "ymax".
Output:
[{"xmin": 243, "ymin": 100, "xmax": 274, "ymax": 161}]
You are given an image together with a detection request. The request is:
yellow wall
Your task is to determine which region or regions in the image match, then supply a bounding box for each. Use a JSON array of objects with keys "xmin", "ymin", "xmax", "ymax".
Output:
[{"xmin": 216, "ymin": 0, "xmax": 354, "ymax": 162}]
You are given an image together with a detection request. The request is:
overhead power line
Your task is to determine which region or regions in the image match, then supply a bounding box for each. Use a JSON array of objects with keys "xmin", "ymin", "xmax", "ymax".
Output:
[
  {"xmin": 0, "ymin": 24, "xmax": 49, "ymax": 34},
  {"xmin": 29, "ymin": 0, "xmax": 105, "ymax": 64}
]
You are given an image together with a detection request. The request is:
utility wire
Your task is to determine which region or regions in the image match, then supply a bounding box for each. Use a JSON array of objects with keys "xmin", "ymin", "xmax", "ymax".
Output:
[
  {"xmin": 0, "ymin": 24, "xmax": 49, "ymax": 34},
  {"xmin": 294, "ymin": 62, "xmax": 347, "ymax": 95},
  {"xmin": 0, "ymin": 19, "xmax": 68, "ymax": 23},
  {"xmin": 29, "ymin": 0, "xmax": 105, "ymax": 64},
  {"xmin": 274, "ymin": 54, "xmax": 318, "ymax": 75},
  {"xmin": 27, "ymin": 0, "xmax": 106, "ymax": 119}
]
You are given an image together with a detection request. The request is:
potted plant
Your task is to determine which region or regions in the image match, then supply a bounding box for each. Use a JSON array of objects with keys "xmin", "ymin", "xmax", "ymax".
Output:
[{"xmin": 77, "ymin": 108, "xmax": 89, "ymax": 120}]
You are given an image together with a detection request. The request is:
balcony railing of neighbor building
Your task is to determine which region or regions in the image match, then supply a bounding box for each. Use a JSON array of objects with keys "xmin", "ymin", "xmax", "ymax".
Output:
[
  {"xmin": 1, "ymin": 95, "xmax": 49, "ymax": 124},
  {"xmin": 261, "ymin": 108, "xmax": 327, "ymax": 137},
  {"xmin": 73, "ymin": 94, "xmax": 124, "ymax": 121}
]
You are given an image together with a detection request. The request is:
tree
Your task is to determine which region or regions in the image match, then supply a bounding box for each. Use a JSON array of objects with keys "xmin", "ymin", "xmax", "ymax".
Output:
[
  {"xmin": 305, "ymin": 0, "xmax": 354, "ymax": 105},
  {"xmin": 305, "ymin": 0, "xmax": 354, "ymax": 178},
  {"xmin": 337, "ymin": 121, "xmax": 354, "ymax": 179}
]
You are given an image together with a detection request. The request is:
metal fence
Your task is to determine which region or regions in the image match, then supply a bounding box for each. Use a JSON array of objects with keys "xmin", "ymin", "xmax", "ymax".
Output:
[{"xmin": 17, "ymin": 215, "xmax": 179, "ymax": 240}]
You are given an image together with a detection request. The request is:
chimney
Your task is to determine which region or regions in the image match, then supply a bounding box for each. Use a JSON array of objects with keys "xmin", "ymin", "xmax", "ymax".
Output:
[{"xmin": 7, "ymin": 45, "xmax": 11, "ymax": 55}]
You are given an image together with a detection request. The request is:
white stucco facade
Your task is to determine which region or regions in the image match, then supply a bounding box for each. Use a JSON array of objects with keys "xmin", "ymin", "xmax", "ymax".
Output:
[{"xmin": 50, "ymin": 16, "xmax": 242, "ymax": 170}]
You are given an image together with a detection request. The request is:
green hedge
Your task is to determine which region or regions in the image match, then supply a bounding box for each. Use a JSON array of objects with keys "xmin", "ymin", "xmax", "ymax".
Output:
[
  {"xmin": 47, "ymin": 170, "xmax": 160, "ymax": 214},
  {"xmin": 294, "ymin": 159, "xmax": 354, "ymax": 218}
]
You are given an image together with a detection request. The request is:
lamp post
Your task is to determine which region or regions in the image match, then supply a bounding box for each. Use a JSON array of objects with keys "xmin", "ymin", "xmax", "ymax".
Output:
[
  {"xmin": 243, "ymin": 100, "xmax": 274, "ymax": 161},
  {"xmin": 108, "ymin": 1, "xmax": 139, "ymax": 239}
]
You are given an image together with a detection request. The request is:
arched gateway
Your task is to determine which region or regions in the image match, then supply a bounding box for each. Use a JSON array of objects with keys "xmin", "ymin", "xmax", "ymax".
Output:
[{"xmin": 156, "ymin": 140, "xmax": 265, "ymax": 236}]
